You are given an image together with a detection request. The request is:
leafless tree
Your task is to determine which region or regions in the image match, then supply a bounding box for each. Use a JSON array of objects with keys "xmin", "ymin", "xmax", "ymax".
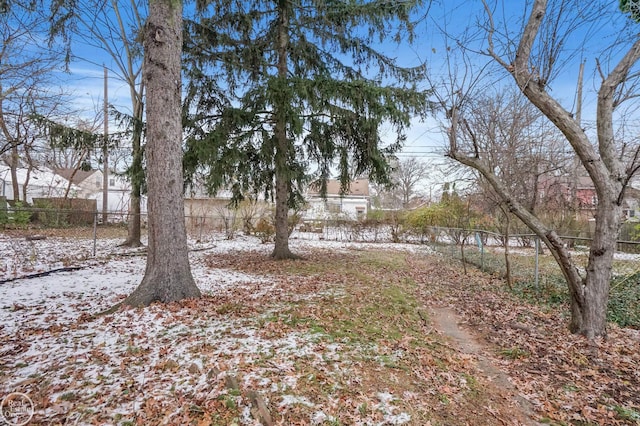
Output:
[
  {"xmin": 0, "ymin": 4, "xmax": 67, "ymax": 201},
  {"xmin": 395, "ymin": 157, "xmax": 432, "ymax": 206},
  {"xmin": 63, "ymin": 0, "xmax": 147, "ymax": 246},
  {"xmin": 439, "ymin": 0, "xmax": 640, "ymax": 338},
  {"xmin": 373, "ymin": 156, "xmax": 432, "ymax": 209}
]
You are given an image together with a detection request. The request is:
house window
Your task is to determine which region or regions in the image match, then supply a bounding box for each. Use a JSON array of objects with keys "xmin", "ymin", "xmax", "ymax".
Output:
[
  {"xmin": 95, "ymin": 177, "xmax": 102, "ymax": 188},
  {"xmin": 356, "ymin": 207, "xmax": 365, "ymax": 218},
  {"xmin": 326, "ymin": 201, "xmax": 341, "ymax": 214},
  {"xmin": 629, "ymin": 210, "xmax": 635, "ymax": 218},
  {"xmin": 109, "ymin": 178, "xmax": 115, "ymax": 187}
]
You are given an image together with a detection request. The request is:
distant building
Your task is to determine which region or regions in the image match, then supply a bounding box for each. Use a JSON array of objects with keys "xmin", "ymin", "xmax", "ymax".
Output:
[
  {"xmin": 538, "ymin": 174, "xmax": 640, "ymax": 222},
  {"xmin": 54, "ymin": 168, "xmax": 145, "ymax": 215},
  {"xmin": 304, "ymin": 178, "xmax": 370, "ymax": 220},
  {"xmin": 0, "ymin": 165, "xmax": 79, "ymax": 203}
]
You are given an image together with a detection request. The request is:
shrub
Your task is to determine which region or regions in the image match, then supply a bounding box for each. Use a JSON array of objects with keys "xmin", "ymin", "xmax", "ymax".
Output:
[
  {"xmin": 608, "ymin": 272, "xmax": 640, "ymax": 328},
  {"xmin": 5, "ymin": 201, "xmax": 32, "ymax": 228},
  {"xmin": 254, "ymin": 217, "xmax": 275, "ymax": 243},
  {"xmin": 33, "ymin": 199, "xmax": 69, "ymax": 227}
]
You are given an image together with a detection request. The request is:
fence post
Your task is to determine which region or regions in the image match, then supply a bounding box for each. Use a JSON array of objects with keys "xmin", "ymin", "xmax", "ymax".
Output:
[
  {"xmin": 93, "ymin": 211, "xmax": 98, "ymax": 257},
  {"xmin": 481, "ymin": 232, "xmax": 485, "ymax": 271},
  {"xmin": 534, "ymin": 236, "xmax": 540, "ymax": 291}
]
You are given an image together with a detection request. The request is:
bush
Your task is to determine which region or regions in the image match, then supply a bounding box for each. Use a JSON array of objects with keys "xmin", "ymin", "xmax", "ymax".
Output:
[
  {"xmin": 608, "ymin": 272, "xmax": 640, "ymax": 328},
  {"xmin": 33, "ymin": 199, "xmax": 70, "ymax": 228},
  {"xmin": 0, "ymin": 197, "xmax": 8, "ymax": 224},
  {"xmin": 254, "ymin": 217, "xmax": 275, "ymax": 243},
  {"xmin": 2, "ymin": 201, "xmax": 33, "ymax": 228}
]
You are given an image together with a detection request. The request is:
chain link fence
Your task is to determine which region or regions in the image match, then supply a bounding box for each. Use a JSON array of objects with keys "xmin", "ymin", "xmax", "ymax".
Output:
[{"xmin": 2, "ymin": 205, "xmax": 639, "ymax": 282}]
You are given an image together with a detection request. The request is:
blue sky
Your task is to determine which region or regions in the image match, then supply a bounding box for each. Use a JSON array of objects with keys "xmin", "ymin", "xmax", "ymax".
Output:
[{"xmin": 56, "ymin": 0, "xmax": 639, "ymax": 173}]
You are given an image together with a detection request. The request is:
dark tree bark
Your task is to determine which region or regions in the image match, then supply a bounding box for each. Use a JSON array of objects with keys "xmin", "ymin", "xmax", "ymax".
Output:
[
  {"xmin": 271, "ymin": 0, "xmax": 298, "ymax": 260},
  {"xmin": 124, "ymin": 0, "xmax": 200, "ymax": 307},
  {"xmin": 121, "ymin": 96, "xmax": 144, "ymax": 248}
]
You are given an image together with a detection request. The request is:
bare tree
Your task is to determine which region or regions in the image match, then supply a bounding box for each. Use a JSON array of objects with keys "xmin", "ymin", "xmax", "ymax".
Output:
[
  {"xmin": 373, "ymin": 156, "xmax": 431, "ymax": 209},
  {"xmin": 0, "ymin": 3, "xmax": 66, "ymax": 201},
  {"xmin": 440, "ymin": 0, "xmax": 640, "ymax": 338},
  {"xmin": 61, "ymin": 0, "xmax": 147, "ymax": 246},
  {"xmin": 395, "ymin": 157, "xmax": 431, "ymax": 206},
  {"xmin": 123, "ymin": 0, "xmax": 200, "ymax": 306}
]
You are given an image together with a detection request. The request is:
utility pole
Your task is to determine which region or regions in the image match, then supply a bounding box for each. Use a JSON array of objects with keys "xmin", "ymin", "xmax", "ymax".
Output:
[
  {"xmin": 576, "ymin": 61, "xmax": 584, "ymax": 126},
  {"xmin": 103, "ymin": 66, "xmax": 109, "ymax": 224},
  {"xmin": 572, "ymin": 60, "xmax": 585, "ymax": 221}
]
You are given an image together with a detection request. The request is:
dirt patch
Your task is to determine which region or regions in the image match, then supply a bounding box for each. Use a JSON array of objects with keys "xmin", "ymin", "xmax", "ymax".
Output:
[{"xmin": 430, "ymin": 307, "xmax": 542, "ymax": 426}]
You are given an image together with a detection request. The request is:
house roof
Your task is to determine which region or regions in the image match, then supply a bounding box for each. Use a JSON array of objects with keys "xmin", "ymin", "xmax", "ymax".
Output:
[
  {"xmin": 308, "ymin": 179, "xmax": 370, "ymax": 197},
  {"xmin": 0, "ymin": 165, "xmax": 76, "ymax": 189},
  {"xmin": 55, "ymin": 168, "xmax": 98, "ymax": 185}
]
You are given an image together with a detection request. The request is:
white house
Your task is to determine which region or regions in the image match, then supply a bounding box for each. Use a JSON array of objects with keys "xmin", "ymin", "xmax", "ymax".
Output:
[
  {"xmin": 55, "ymin": 168, "xmax": 146, "ymax": 216},
  {"xmin": 0, "ymin": 165, "xmax": 80, "ymax": 203},
  {"xmin": 304, "ymin": 178, "xmax": 370, "ymax": 220}
]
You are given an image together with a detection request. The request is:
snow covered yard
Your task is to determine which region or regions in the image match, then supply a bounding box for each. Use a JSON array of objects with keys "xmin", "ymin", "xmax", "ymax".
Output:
[
  {"xmin": 1, "ymin": 233, "xmax": 438, "ymax": 425},
  {"xmin": 3, "ymin": 231, "xmax": 637, "ymax": 425}
]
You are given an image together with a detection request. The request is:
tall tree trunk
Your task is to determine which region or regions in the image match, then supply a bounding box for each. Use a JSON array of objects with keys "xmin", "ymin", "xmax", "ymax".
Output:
[
  {"xmin": 121, "ymin": 94, "xmax": 144, "ymax": 248},
  {"xmin": 271, "ymin": 0, "xmax": 298, "ymax": 260},
  {"xmin": 22, "ymin": 165, "xmax": 31, "ymax": 203},
  {"xmin": 124, "ymin": 0, "xmax": 200, "ymax": 307},
  {"xmin": 125, "ymin": 182, "xmax": 142, "ymax": 246},
  {"xmin": 10, "ymin": 145, "xmax": 20, "ymax": 202},
  {"xmin": 570, "ymin": 198, "xmax": 620, "ymax": 337}
]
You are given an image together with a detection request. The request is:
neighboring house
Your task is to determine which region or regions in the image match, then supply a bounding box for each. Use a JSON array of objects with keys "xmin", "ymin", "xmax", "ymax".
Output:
[
  {"xmin": 538, "ymin": 174, "xmax": 595, "ymax": 220},
  {"xmin": 538, "ymin": 173, "xmax": 640, "ymax": 222},
  {"xmin": 304, "ymin": 178, "xmax": 370, "ymax": 220},
  {"xmin": 622, "ymin": 187, "xmax": 640, "ymax": 222},
  {"xmin": 55, "ymin": 168, "xmax": 146, "ymax": 216},
  {"xmin": 0, "ymin": 165, "xmax": 79, "ymax": 203}
]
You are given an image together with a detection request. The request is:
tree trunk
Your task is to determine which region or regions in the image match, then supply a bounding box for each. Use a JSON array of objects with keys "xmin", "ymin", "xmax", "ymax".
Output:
[
  {"xmin": 10, "ymin": 145, "xmax": 20, "ymax": 202},
  {"xmin": 569, "ymin": 198, "xmax": 620, "ymax": 337},
  {"xmin": 22, "ymin": 164, "xmax": 31, "ymax": 203},
  {"xmin": 64, "ymin": 166, "xmax": 79, "ymax": 199},
  {"xmin": 271, "ymin": 0, "xmax": 298, "ymax": 260},
  {"xmin": 272, "ymin": 170, "xmax": 297, "ymax": 259},
  {"xmin": 123, "ymin": 188, "xmax": 142, "ymax": 247},
  {"xmin": 124, "ymin": 0, "xmax": 200, "ymax": 307},
  {"xmin": 502, "ymin": 209, "xmax": 513, "ymax": 290},
  {"xmin": 121, "ymin": 106, "xmax": 143, "ymax": 248}
]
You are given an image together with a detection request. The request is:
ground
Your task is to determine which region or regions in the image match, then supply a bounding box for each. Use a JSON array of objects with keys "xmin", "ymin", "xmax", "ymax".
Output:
[{"xmin": 1, "ymin": 231, "xmax": 639, "ymax": 425}]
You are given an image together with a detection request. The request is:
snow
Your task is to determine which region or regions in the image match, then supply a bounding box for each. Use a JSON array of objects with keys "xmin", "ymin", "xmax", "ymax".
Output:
[{"xmin": 0, "ymin": 232, "xmax": 424, "ymax": 425}]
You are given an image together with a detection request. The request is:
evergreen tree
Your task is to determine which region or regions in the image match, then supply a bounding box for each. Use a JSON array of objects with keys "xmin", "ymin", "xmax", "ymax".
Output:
[{"xmin": 183, "ymin": 0, "xmax": 430, "ymax": 259}]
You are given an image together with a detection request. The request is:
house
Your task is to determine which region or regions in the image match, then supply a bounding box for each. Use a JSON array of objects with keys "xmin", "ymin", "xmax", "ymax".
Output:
[
  {"xmin": 55, "ymin": 168, "xmax": 146, "ymax": 216},
  {"xmin": 538, "ymin": 173, "xmax": 640, "ymax": 222},
  {"xmin": 622, "ymin": 187, "xmax": 640, "ymax": 222},
  {"xmin": 0, "ymin": 165, "xmax": 79, "ymax": 203},
  {"xmin": 304, "ymin": 178, "xmax": 370, "ymax": 220}
]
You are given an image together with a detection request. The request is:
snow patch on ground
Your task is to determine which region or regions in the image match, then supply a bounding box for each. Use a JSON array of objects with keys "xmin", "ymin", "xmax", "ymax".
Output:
[{"xmin": 0, "ymin": 232, "xmax": 423, "ymax": 425}]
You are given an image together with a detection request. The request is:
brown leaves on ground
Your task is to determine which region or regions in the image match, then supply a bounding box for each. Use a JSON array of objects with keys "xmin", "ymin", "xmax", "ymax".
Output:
[
  {"xmin": 408, "ymin": 255, "xmax": 640, "ymax": 425},
  {"xmin": 3, "ymin": 245, "xmax": 639, "ymax": 425}
]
